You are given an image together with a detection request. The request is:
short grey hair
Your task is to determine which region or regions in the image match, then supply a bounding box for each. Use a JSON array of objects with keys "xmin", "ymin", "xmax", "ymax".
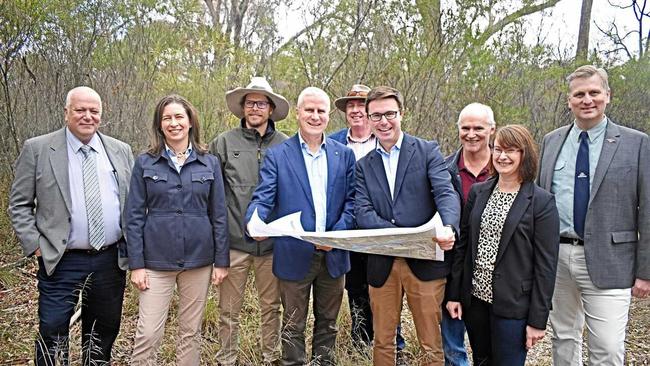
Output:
[
  {"xmin": 567, "ymin": 65, "xmax": 610, "ymax": 92},
  {"xmin": 297, "ymin": 87, "xmax": 330, "ymax": 111},
  {"xmin": 65, "ymin": 86, "xmax": 103, "ymax": 111},
  {"xmin": 457, "ymin": 102, "xmax": 495, "ymax": 127}
]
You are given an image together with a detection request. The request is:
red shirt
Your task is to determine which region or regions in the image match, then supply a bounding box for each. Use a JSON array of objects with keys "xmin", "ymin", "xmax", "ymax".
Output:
[{"xmin": 457, "ymin": 151, "xmax": 490, "ymax": 204}]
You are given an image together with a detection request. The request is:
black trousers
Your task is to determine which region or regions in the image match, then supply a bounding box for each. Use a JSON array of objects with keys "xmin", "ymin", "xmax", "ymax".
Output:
[{"xmin": 35, "ymin": 245, "xmax": 126, "ymax": 366}]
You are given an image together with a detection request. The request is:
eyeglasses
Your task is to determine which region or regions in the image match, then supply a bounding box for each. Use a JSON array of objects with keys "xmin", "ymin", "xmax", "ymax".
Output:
[
  {"xmin": 368, "ymin": 110, "xmax": 400, "ymax": 122},
  {"xmin": 492, "ymin": 147, "xmax": 521, "ymax": 157},
  {"xmin": 244, "ymin": 100, "xmax": 270, "ymax": 109}
]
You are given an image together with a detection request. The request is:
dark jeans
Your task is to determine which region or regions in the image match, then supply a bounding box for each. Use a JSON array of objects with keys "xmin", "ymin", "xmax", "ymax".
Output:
[
  {"xmin": 464, "ymin": 296, "xmax": 528, "ymax": 366},
  {"xmin": 345, "ymin": 251, "xmax": 405, "ymax": 351},
  {"xmin": 35, "ymin": 245, "xmax": 126, "ymax": 366},
  {"xmin": 441, "ymin": 305, "xmax": 469, "ymax": 366},
  {"xmin": 279, "ymin": 252, "xmax": 344, "ymax": 366}
]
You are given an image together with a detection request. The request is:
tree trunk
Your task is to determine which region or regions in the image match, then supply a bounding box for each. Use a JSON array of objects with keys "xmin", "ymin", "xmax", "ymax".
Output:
[{"xmin": 576, "ymin": 0, "xmax": 593, "ymax": 61}]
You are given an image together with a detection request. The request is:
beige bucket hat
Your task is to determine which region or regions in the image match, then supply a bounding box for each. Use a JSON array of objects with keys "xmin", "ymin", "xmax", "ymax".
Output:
[
  {"xmin": 225, "ymin": 77, "xmax": 290, "ymax": 121},
  {"xmin": 334, "ymin": 84, "xmax": 371, "ymax": 112}
]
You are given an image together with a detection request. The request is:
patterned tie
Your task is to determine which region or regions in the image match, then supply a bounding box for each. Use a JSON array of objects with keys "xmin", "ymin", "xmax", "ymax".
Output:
[
  {"xmin": 80, "ymin": 145, "xmax": 105, "ymax": 250},
  {"xmin": 574, "ymin": 131, "xmax": 590, "ymax": 239}
]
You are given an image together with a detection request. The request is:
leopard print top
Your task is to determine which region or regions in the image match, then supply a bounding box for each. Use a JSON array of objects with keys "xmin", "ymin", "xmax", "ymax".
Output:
[{"xmin": 471, "ymin": 185, "xmax": 519, "ymax": 303}]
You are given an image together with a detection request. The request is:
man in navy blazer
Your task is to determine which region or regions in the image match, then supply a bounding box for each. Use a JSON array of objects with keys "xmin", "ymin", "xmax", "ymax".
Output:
[
  {"xmin": 246, "ymin": 87, "xmax": 356, "ymax": 366},
  {"xmin": 355, "ymin": 86, "xmax": 460, "ymax": 366}
]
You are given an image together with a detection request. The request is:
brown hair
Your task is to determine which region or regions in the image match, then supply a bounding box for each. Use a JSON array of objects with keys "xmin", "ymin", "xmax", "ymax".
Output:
[
  {"xmin": 365, "ymin": 86, "xmax": 404, "ymax": 114},
  {"xmin": 489, "ymin": 124, "xmax": 539, "ymax": 182},
  {"xmin": 567, "ymin": 65, "xmax": 610, "ymax": 91},
  {"xmin": 148, "ymin": 94, "xmax": 207, "ymax": 155}
]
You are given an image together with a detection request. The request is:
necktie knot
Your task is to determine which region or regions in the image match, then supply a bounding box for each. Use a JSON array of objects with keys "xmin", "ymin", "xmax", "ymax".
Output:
[
  {"xmin": 80, "ymin": 145, "xmax": 91, "ymax": 158},
  {"xmin": 579, "ymin": 131, "xmax": 589, "ymax": 142}
]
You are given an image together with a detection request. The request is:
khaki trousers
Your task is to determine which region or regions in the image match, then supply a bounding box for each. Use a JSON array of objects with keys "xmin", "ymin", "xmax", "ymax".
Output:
[
  {"xmin": 550, "ymin": 244, "xmax": 631, "ymax": 366},
  {"xmin": 131, "ymin": 265, "xmax": 212, "ymax": 366},
  {"xmin": 369, "ymin": 258, "xmax": 445, "ymax": 366},
  {"xmin": 217, "ymin": 249, "xmax": 281, "ymax": 365}
]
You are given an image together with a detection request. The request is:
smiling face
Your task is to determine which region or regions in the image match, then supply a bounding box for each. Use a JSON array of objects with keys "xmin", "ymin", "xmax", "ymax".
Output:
[
  {"xmin": 458, "ymin": 110, "xmax": 495, "ymax": 155},
  {"xmin": 345, "ymin": 99, "xmax": 368, "ymax": 129},
  {"xmin": 160, "ymin": 102, "xmax": 191, "ymax": 146},
  {"xmin": 368, "ymin": 97, "xmax": 402, "ymax": 151},
  {"xmin": 64, "ymin": 89, "xmax": 102, "ymax": 144},
  {"xmin": 297, "ymin": 94, "xmax": 329, "ymax": 141},
  {"xmin": 492, "ymin": 137, "xmax": 522, "ymax": 181},
  {"xmin": 568, "ymin": 74, "xmax": 610, "ymax": 130},
  {"xmin": 243, "ymin": 92, "xmax": 273, "ymax": 130}
]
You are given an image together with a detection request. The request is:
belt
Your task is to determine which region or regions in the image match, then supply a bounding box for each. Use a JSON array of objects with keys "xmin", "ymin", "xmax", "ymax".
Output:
[
  {"xmin": 65, "ymin": 238, "xmax": 122, "ymax": 255},
  {"xmin": 559, "ymin": 237, "xmax": 584, "ymax": 246}
]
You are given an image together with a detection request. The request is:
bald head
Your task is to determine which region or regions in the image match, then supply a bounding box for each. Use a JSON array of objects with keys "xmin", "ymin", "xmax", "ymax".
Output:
[{"xmin": 66, "ymin": 86, "xmax": 102, "ymax": 112}]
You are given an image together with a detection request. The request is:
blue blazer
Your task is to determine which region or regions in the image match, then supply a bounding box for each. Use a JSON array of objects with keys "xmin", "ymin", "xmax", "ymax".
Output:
[
  {"xmin": 328, "ymin": 128, "xmax": 348, "ymax": 145},
  {"xmin": 355, "ymin": 133, "xmax": 461, "ymax": 287},
  {"xmin": 245, "ymin": 134, "xmax": 356, "ymax": 281}
]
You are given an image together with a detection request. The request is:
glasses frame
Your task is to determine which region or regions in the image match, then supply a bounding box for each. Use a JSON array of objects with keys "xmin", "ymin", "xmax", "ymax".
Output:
[
  {"xmin": 368, "ymin": 110, "xmax": 400, "ymax": 122},
  {"xmin": 244, "ymin": 100, "xmax": 270, "ymax": 109},
  {"xmin": 492, "ymin": 147, "xmax": 522, "ymax": 157}
]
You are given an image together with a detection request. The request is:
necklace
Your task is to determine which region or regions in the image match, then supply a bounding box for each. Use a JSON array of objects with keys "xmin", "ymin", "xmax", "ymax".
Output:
[{"xmin": 169, "ymin": 145, "xmax": 189, "ymax": 165}]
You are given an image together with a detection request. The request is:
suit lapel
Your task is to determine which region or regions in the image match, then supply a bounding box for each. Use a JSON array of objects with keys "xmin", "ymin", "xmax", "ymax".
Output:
[
  {"xmin": 367, "ymin": 151, "xmax": 392, "ymax": 204},
  {"xmin": 285, "ymin": 136, "xmax": 315, "ymax": 211},
  {"xmin": 590, "ymin": 120, "xmax": 620, "ymax": 204},
  {"xmin": 541, "ymin": 126, "xmax": 571, "ymax": 190},
  {"xmin": 494, "ymin": 182, "xmax": 533, "ymax": 266},
  {"xmin": 49, "ymin": 128, "xmax": 72, "ymax": 213},
  {"xmin": 392, "ymin": 135, "xmax": 415, "ymax": 204},
  {"xmin": 325, "ymin": 142, "xmax": 340, "ymax": 213},
  {"xmin": 470, "ymin": 179, "xmax": 497, "ymax": 264}
]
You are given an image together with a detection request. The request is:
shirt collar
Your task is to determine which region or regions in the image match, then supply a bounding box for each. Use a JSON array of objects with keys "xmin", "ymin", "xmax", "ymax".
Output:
[
  {"xmin": 376, "ymin": 131, "xmax": 404, "ymax": 155},
  {"xmin": 298, "ymin": 130, "xmax": 326, "ymax": 152},
  {"xmin": 571, "ymin": 116, "xmax": 608, "ymax": 143},
  {"xmin": 346, "ymin": 128, "xmax": 374, "ymax": 144},
  {"xmin": 165, "ymin": 142, "xmax": 193, "ymax": 158},
  {"xmin": 66, "ymin": 127, "xmax": 101, "ymax": 153}
]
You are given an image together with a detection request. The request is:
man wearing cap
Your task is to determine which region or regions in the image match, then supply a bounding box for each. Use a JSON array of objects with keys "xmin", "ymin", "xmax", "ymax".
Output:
[
  {"xmin": 209, "ymin": 76, "xmax": 289, "ymax": 365},
  {"xmin": 330, "ymin": 84, "xmax": 406, "ymax": 358},
  {"xmin": 246, "ymin": 87, "xmax": 356, "ymax": 366}
]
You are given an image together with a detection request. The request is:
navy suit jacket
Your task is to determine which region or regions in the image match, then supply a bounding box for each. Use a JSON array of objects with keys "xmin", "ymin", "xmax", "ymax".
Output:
[
  {"xmin": 355, "ymin": 133, "xmax": 461, "ymax": 287},
  {"xmin": 245, "ymin": 134, "xmax": 356, "ymax": 281}
]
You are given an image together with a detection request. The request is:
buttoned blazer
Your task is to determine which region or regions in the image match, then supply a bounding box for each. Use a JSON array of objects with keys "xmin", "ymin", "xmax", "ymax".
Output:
[
  {"xmin": 354, "ymin": 133, "xmax": 461, "ymax": 287},
  {"xmin": 8, "ymin": 127, "xmax": 134, "ymax": 275},
  {"xmin": 447, "ymin": 178, "xmax": 560, "ymax": 329},
  {"xmin": 245, "ymin": 134, "xmax": 356, "ymax": 281},
  {"xmin": 538, "ymin": 119, "xmax": 650, "ymax": 288}
]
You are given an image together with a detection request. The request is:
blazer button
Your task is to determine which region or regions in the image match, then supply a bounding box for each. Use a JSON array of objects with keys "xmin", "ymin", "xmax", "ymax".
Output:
[
  {"xmin": 177, "ymin": 261, "xmax": 184, "ymax": 268},
  {"xmin": 153, "ymin": 175, "xmax": 158, "ymax": 180},
  {"xmin": 176, "ymin": 184, "xmax": 182, "ymax": 190},
  {"xmin": 391, "ymin": 219, "xmax": 396, "ymax": 224},
  {"xmin": 176, "ymin": 210, "xmax": 182, "ymax": 215}
]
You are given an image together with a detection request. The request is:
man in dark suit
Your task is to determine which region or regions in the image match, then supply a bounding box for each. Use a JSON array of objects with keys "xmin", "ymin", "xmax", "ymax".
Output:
[
  {"xmin": 246, "ymin": 87, "xmax": 356, "ymax": 366},
  {"xmin": 355, "ymin": 86, "xmax": 461, "ymax": 366},
  {"xmin": 538, "ymin": 65, "xmax": 650, "ymax": 365},
  {"xmin": 8, "ymin": 86, "xmax": 133, "ymax": 365}
]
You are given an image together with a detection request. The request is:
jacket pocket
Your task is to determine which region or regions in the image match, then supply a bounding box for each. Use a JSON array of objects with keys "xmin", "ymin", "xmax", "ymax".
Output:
[
  {"xmin": 191, "ymin": 171, "xmax": 215, "ymax": 184},
  {"xmin": 611, "ymin": 230, "xmax": 638, "ymax": 244},
  {"xmin": 143, "ymin": 169, "xmax": 168, "ymax": 182},
  {"xmin": 192, "ymin": 171, "xmax": 215, "ymax": 197}
]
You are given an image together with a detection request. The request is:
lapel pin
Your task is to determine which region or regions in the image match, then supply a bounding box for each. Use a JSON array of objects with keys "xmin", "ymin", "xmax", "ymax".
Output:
[{"xmin": 606, "ymin": 138, "xmax": 616, "ymax": 143}]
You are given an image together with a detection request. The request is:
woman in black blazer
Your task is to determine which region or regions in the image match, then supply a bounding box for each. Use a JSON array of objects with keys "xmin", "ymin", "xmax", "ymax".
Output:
[{"xmin": 446, "ymin": 125, "xmax": 560, "ymax": 365}]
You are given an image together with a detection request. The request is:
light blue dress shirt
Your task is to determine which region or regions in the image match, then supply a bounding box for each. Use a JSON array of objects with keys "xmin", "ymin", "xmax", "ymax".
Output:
[
  {"xmin": 65, "ymin": 128, "xmax": 121, "ymax": 249},
  {"xmin": 165, "ymin": 143, "xmax": 193, "ymax": 173},
  {"xmin": 551, "ymin": 117, "xmax": 607, "ymax": 238},
  {"xmin": 376, "ymin": 132, "xmax": 404, "ymax": 200},
  {"xmin": 299, "ymin": 133, "xmax": 328, "ymax": 232}
]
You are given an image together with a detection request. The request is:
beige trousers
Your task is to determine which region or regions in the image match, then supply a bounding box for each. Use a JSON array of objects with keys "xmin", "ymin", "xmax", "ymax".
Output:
[
  {"xmin": 131, "ymin": 265, "xmax": 212, "ymax": 366},
  {"xmin": 550, "ymin": 244, "xmax": 631, "ymax": 366},
  {"xmin": 217, "ymin": 249, "xmax": 281, "ymax": 365},
  {"xmin": 369, "ymin": 258, "xmax": 446, "ymax": 366}
]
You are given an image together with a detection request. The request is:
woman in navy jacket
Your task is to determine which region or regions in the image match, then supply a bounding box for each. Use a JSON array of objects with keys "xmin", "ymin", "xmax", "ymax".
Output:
[
  {"xmin": 446, "ymin": 125, "xmax": 559, "ymax": 365},
  {"xmin": 126, "ymin": 95, "xmax": 229, "ymax": 364}
]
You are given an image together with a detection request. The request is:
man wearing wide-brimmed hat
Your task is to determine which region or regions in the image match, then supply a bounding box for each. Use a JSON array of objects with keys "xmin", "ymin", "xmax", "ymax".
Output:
[{"xmin": 209, "ymin": 76, "xmax": 289, "ymax": 366}]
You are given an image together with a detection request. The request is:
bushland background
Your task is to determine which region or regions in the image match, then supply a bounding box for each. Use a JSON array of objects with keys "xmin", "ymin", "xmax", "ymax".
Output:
[{"xmin": 1, "ymin": 0, "xmax": 649, "ymax": 364}]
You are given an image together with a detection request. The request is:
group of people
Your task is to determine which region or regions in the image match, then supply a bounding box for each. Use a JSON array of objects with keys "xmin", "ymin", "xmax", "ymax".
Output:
[{"xmin": 7, "ymin": 64, "xmax": 649, "ymax": 366}]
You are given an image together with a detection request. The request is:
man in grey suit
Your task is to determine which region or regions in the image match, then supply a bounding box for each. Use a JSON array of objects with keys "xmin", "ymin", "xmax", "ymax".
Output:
[
  {"xmin": 538, "ymin": 65, "xmax": 649, "ymax": 365},
  {"xmin": 8, "ymin": 86, "xmax": 133, "ymax": 365}
]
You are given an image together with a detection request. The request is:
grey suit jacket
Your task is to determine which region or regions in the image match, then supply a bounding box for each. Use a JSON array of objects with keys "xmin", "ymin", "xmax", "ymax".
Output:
[
  {"xmin": 538, "ymin": 119, "xmax": 649, "ymax": 288},
  {"xmin": 8, "ymin": 127, "xmax": 134, "ymax": 275}
]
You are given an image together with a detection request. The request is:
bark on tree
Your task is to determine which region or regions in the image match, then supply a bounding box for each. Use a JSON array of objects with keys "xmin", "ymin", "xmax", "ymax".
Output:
[{"xmin": 576, "ymin": 0, "xmax": 594, "ymax": 61}]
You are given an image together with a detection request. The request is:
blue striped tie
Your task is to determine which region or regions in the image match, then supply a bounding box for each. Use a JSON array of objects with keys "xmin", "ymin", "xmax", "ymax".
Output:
[
  {"xmin": 574, "ymin": 131, "xmax": 590, "ymax": 239},
  {"xmin": 80, "ymin": 145, "xmax": 105, "ymax": 250}
]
